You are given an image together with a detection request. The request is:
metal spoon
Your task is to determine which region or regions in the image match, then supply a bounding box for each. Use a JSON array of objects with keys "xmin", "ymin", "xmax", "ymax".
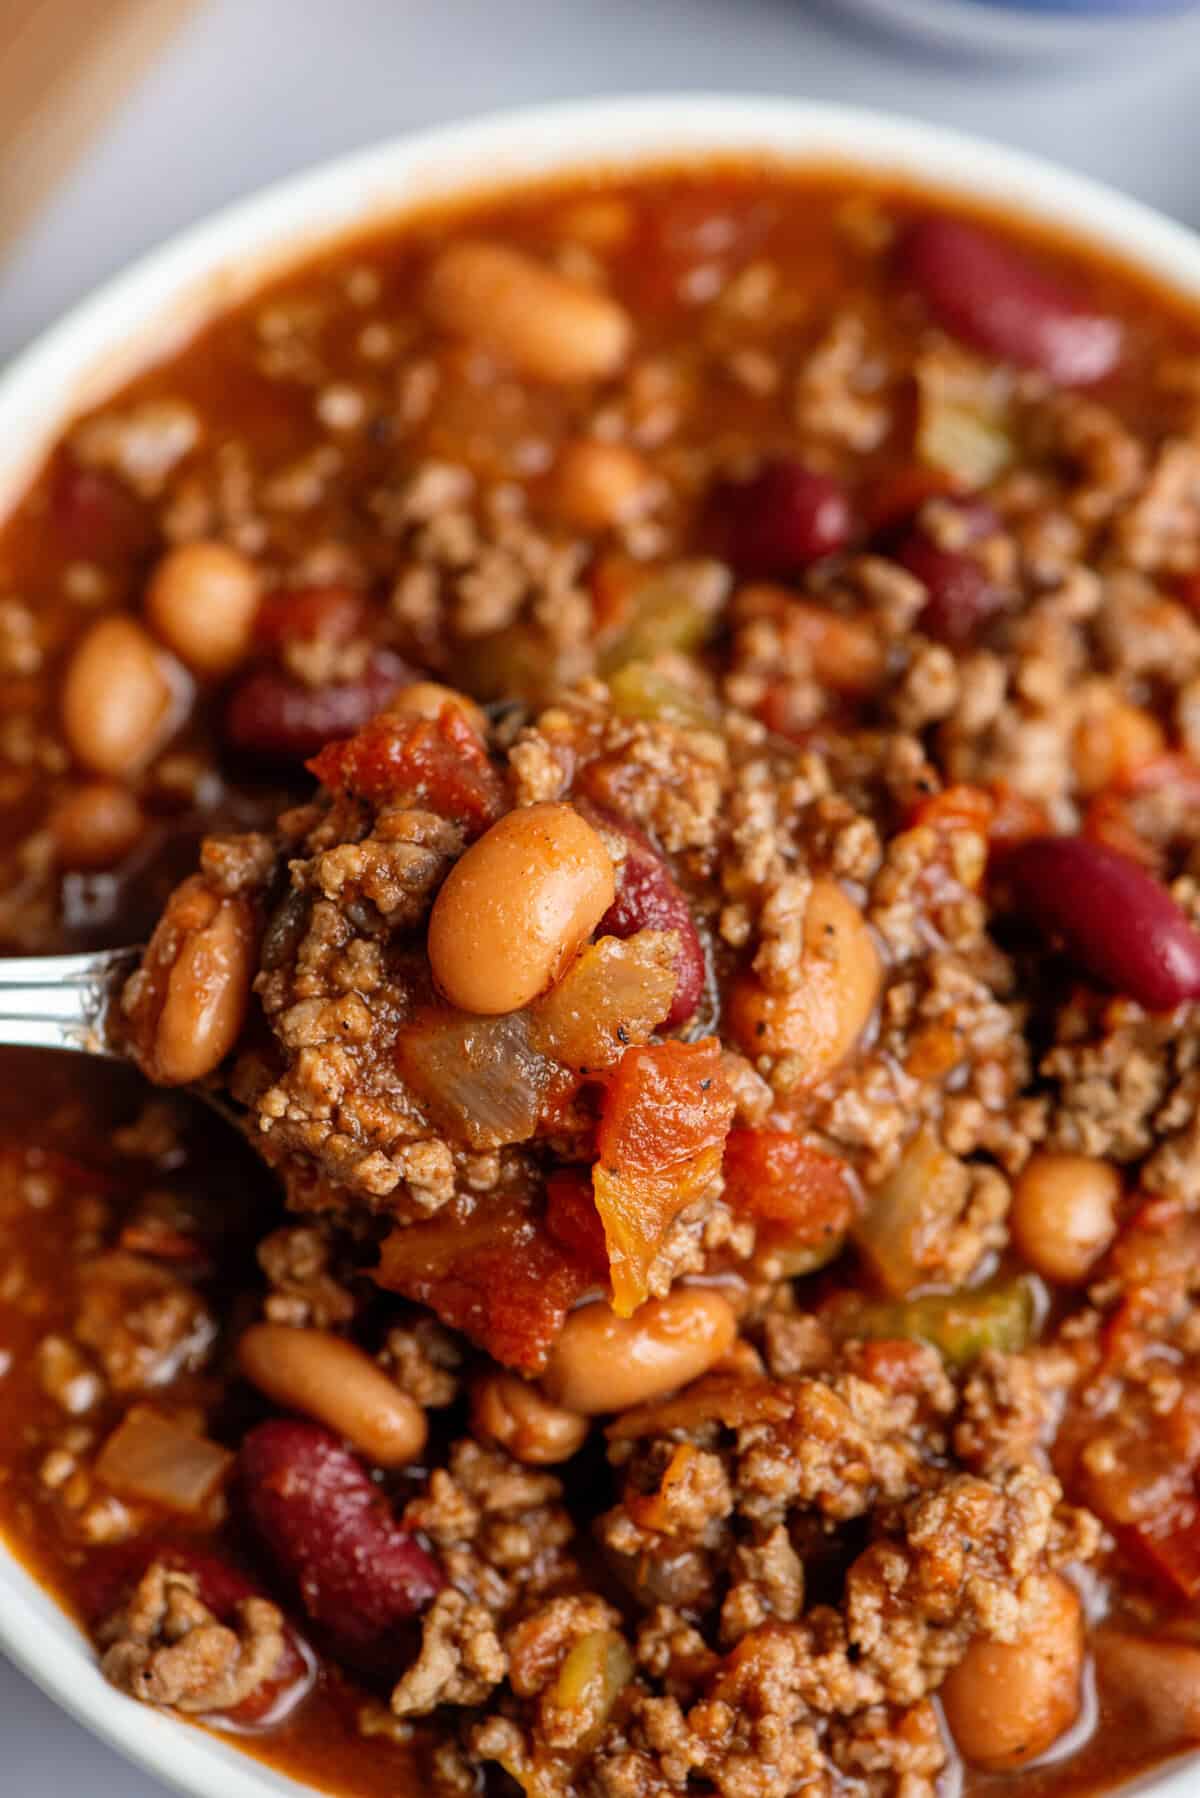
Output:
[
  {"xmin": 0, "ymin": 946, "xmax": 249, "ymax": 1132},
  {"xmin": 0, "ymin": 947, "xmax": 142, "ymax": 1057}
]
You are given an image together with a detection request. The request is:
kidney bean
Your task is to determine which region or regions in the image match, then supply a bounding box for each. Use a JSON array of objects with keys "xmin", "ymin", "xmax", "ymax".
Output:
[
  {"xmin": 253, "ymin": 583, "xmax": 368, "ymax": 651},
  {"xmin": 239, "ymin": 1420, "xmax": 442, "ymax": 1667},
  {"xmin": 1005, "ymin": 836, "xmax": 1200, "ymax": 1011},
  {"xmin": 588, "ymin": 808, "xmax": 706, "ymax": 1029},
  {"xmin": 51, "ymin": 460, "xmax": 152, "ymax": 560},
  {"xmin": 897, "ymin": 528, "xmax": 1005, "ymax": 647},
  {"xmin": 83, "ymin": 1540, "xmax": 311, "ymax": 1726},
  {"xmin": 223, "ymin": 648, "xmax": 413, "ymax": 761},
  {"xmin": 900, "ymin": 216, "xmax": 1122, "ymax": 387},
  {"xmin": 708, "ymin": 459, "xmax": 852, "ymax": 577}
]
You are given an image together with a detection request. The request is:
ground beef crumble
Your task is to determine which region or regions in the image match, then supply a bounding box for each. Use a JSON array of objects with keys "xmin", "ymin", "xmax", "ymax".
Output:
[{"xmin": 99, "ymin": 1563, "xmax": 288, "ymax": 1714}]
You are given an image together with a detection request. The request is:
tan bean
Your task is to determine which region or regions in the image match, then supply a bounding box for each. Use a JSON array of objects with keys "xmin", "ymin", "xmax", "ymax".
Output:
[
  {"xmin": 428, "ymin": 801, "xmax": 615, "ymax": 1014},
  {"xmin": 385, "ymin": 679, "xmax": 488, "ymax": 737},
  {"xmin": 788, "ymin": 599, "xmax": 885, "ymax": 698},
  {"xmin": 941, "ymin": 1573, "xmax": 1083, "ymax": 1770},
  {"xmin": 1011, "ymin": 1151, "xmax": 1121, "ymax": 1285},
  {"xmin": 49, "ymin": 781, "xmax": 144, "ymax": 870},
  {"xmin": 145, "ymin": 540, "xmax": 259, "ymax": 676},
  {"xmin": 728, "ymin": 878, "xmax": 881, "ymax": 1079},
  {"xmin": 130, "ymin": 875, "xmax": 256, "ymax": 1085},
  {"xmin": 552, "ymin": 439, "xmax": 657, "ymax": 531},
  {"xmin": 1072, "ymin": 688, "xmax": 1164, "ymax": 796},
  {"xmin": 425, "ymin": 240, "xmax": 632, "ymax": 383},
  {"xmin": 738, "ymin": 586, "xmax": 884, "ymax": 699},
  {"xmin": 470, "ymin": 1370, "xmax": 588, "ymax": 1464},
  {"xmin": 61, "ymin": 616, "xmax": 179, "ymax": 777},
  {"xmin": 542, "ymin": 1288, "xmax": 737, "ymax": 1416},
  {"xmin": 238, "ymin": 1323, "xmax": 426, "ymax": 1468},
  {"xmin": 736, "ymin": 585, "xmax": 884, "ymax": 700},
  {"xmin": 555, "ymin": 197, "xmax": 634, "ymax": 251}
]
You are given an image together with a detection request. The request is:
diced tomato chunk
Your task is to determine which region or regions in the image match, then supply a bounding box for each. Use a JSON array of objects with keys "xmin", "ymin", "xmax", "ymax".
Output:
[
  {"xmin": 722, "ymin": 1129, "xmax": 857, "ymax": 1258},
  {"xmin": 864, "ymin": 463, "xmax": 960, "ymax": 537},
  {"xmin": 374, "ymin": 1196, "xmax": 596, "ymax": 1372},
  {"xmin": 1175, "ymin": 572, "xmax": 1200, "ymax": 615},
  {"xmin": 545, "ymin": 1168, "xmax": 611, "ymax": 1282},
  {"xmin": 851, "ymin": 1337, "xmax": 937, "ymax": 1394},
  {"xmin": 309, "ymin": 706, "xmax": 504, "ymax": 831},
  {"xmin": 1126, "ymin": 1502, "xmax": 1200, "ymax": 1601},
  {"xmin": 908, "ymin": 783, "xmax": 993, "ymax": 839},
  {"xmin": 986, "ymin": 783, "xmax": 1051, "ymax": 852},
  {"xmin": 1108, "ymin": 1196, "xmax": 1199, "ymax": 1290},
  {"xmin": 592, "ymin": 1038, "xmax": 734, "ymax": 1316}
]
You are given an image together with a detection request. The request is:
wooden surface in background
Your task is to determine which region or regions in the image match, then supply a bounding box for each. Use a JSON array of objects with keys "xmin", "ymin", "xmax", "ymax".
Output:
[{"xmin": 0, "ymin": 0, "xmax": 198, "ymax": 264}]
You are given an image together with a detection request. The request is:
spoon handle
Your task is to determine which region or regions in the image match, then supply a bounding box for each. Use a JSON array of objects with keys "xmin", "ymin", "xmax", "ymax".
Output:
[{"xmin": 0, "ymin": 946, "xmax": 141, "ymax": 1056}]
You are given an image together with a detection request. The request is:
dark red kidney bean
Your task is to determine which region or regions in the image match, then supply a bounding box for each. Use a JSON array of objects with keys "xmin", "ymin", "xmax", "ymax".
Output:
[
  {"xmin": 239, "ymin": 1420, "xmax": 442, "ymax": 1668},
  {"xmin": 51, "ymin": 461, "xmax": 152, "ymax": 561},
  {"xmin": 1005, "ymin": 836, "xmax": 1200, "ymax": 1011},
  {"xmin": 223, "ymin": 648, "xmax": 413, "ymax": 761},
  {"xmin": 899, "ymin": 216, "xmax": 1123, "ymax": 387},
  {"xmin": 709, "ymin": 459, "xmax": 853, "ymax": 577},
  {"xmin": 897, "ymin": 532, "xmax": 1006, "ymax": 647},
  {"xmin": 588, "ymin": 807, "xmax": 706, "ymax": 1029},
  {"xmin": 253, "ymin": 584, "xmax": 368, "ymax": 651},
  {"xmin": 80, "ymin": 1540, "xmax": 312, "ymax": 1726}
]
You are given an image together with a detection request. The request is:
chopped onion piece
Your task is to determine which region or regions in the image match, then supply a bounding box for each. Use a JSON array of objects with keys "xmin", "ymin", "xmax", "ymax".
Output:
[
  {"xmin": 96, "ymin": 1407, "xmax": 232, "ymax": 1514},
  {"xmin": 852, "ymin": 1127, "xmax": 969, "ymax": 1298},
  {"xmin": 395, "ymin": 1006, "xmax": 553, "ymax": 1149},
  {"xmin": 529, "ymin": 931, "xmax": 678, "ymax": 1072}
]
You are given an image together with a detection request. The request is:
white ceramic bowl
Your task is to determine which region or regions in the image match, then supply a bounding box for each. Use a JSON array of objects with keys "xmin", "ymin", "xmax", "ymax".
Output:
[{"xmin": 2, "ymin": 93, "xmax": 1199, "ymax": 1798}]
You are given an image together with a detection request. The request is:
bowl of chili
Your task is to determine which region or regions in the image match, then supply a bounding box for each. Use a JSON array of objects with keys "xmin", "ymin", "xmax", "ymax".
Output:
[{"xmin": 2, "ymin": 92, "xmax": 1200, "ymax": 1798}]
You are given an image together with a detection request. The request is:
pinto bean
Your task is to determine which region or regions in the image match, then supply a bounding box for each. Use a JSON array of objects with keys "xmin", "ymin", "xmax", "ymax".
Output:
[
  {"xmin": 940, "ymin": 1573, "xmax": 1084, "ymax": 1769},
  {"xmin": 126, "ymin": 875, "xmax": 256, "ymax": 1085},
  {"xmin": 728, "ymin": 879, "xmax": 881, "ymax": 1078},
  {"xmin": 900, "ymin": 215, "xmax": 1123, "ymax": 385},
  {"xmin": 470, "ymin": 1370, "xmax": 588, "ymax": 1464},
  {"xmin": 62, "ymin": 616, "xmax": 180, "ymax": 777},
  {"xmin": 49, "ymin": 781, "xmax": 144, "ymax": 870},
  {"xmin": 552, "ymin": 438, "xmax": 657, "ymax": 531},
  {"xmin": 237, "ymin": 1325, "xmax": 427, "ymax": 1468},
  {"xmin": 542, "ymin": 1288, "xmax": 737, "ymax": 1415},
  {"xmin": 425, "ymin": 241, "xmax": 632, "ymax": 383},
  {"xmin": 427, "ymin": 802, "xmax": 615, "ymax": 1014},
  {"xmin": 1010, "ymin": 1152, "xmax": 1120, "ymax": 1284},
  {"xmin": 1005, "ymin": 836, "xmax": 1200, "ymax": 1011},
  {"xmin": 145, "ymin": 541, "xmax": 260, "ymax": 675}
]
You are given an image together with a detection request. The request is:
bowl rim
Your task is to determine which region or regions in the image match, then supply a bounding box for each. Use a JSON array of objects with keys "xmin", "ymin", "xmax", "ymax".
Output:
[{"xmin": 3, "ymin": 90, "xmax": 1200, "ymax": 1798}]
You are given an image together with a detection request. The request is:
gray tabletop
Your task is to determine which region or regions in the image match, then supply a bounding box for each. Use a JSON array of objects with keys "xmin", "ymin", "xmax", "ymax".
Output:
[{"xmin": 4, "ymin": 0, "xmax": 1200, "ymax": 1791}]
